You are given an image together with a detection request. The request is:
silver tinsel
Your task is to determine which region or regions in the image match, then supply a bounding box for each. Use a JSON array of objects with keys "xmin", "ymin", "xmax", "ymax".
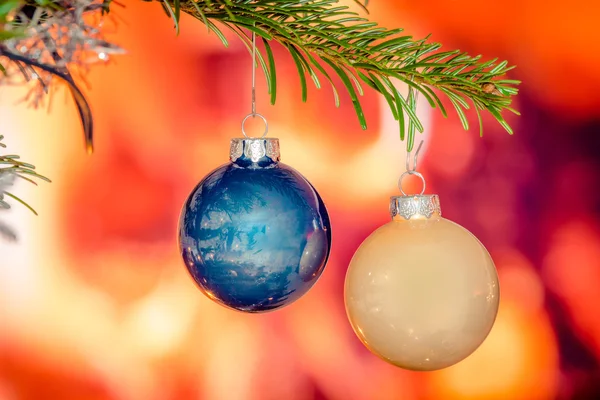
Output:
[{"xmin": 0, "ymin": 0, "xmax": 124, "ymax": 106}]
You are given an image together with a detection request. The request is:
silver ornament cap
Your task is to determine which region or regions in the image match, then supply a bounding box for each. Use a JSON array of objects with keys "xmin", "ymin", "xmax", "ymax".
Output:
[
  {"xmin": 390, "ymin": 194, "xmax": 442, "ymax": 220},
  {"xmin": 230, "ymin": 138, "xmax": 281, "ymax": 163}
]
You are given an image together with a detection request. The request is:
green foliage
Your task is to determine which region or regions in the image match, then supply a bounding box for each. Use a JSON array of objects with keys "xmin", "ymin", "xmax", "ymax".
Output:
[
  {"xmin": 0, "ymin": 0, "xmax": 520, "ymax": 237},
  {"xmin": 1, "ymin": 0, "xmax": 519, "ymax": 152},
  {"xmin": 160, "ymin": 0, "xmax": 520, "ymax": 151},
  {"xmin": 0, "ymin": 0, "xmax": 20, "ymax": 18},
  {"xmin": 0, "ymin": 135, "xmax": 50, "ymax": 216},
  {"xmin": 0, "ymin": 0, "xmax": 23, "ymax": 40}
]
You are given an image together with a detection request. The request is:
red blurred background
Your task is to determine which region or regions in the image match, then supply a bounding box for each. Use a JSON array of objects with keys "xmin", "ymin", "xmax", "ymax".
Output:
[{"xmin": 1, "ymin": 1, "xmax": 599, "ymax": 399}]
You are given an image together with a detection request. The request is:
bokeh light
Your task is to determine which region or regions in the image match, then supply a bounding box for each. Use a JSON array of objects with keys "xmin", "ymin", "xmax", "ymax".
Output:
[{"xmin": 1, "ymin": 0, "xmax": 599, "ymax": 399}]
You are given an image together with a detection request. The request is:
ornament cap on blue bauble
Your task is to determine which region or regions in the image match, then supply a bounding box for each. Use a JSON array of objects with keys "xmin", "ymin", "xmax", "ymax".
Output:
[
  {"xmin": 179, "ymin": 137, "xmax": 332, "ymax": 313},
  {"xmin": 229, "ymin": 137, "xmax": 280, "ymax": 167}
]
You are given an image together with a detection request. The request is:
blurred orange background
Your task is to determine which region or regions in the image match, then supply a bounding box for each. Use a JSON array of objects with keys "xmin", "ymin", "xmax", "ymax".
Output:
[{"xmin": 1, "ymin": 0, "xmax": 599, "ymax": 399}]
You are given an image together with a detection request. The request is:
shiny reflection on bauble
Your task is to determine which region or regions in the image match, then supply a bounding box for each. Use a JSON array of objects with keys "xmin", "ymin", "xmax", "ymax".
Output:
[{"xmin": 179, "ymin": 138, "xmax": 331, "ymax": 312}]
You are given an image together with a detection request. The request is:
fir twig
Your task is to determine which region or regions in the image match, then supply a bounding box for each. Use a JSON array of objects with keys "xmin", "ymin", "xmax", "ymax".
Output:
[
  {"xmin": 0, "ymin": 0, "xmax": 519, "ymax": 152},
  {"xmin": 165, "ymin": 0, "xmax": 520, "ymax": 150},
  {"xmin": 0, "ymin": 135, "xmax": 50, "ymax": 240}
]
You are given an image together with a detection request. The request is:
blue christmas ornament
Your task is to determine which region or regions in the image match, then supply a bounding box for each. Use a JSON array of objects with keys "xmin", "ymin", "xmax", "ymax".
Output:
[{"xmin": 178, "ymin": 137, "xmax": 332, "ymax": 312}]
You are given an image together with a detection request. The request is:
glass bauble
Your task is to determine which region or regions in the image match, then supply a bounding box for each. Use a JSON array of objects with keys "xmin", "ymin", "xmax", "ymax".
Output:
[
  {"xmin": 344, "ymin": 195, "xmax": 499, "ymax": 371},
  {"xmin": 179, "ymin": 138, "xmax": 331, "ymax": 313}
]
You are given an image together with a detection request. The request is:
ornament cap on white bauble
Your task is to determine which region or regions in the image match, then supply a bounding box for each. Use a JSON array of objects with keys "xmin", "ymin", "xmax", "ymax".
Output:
[
  {"xmin": 345, "ymin": 190, "xmax": 500, "ymax": 371},
  {"xmin": 390, "ymin": 194, "xmax": 441, "ymax": 220}
]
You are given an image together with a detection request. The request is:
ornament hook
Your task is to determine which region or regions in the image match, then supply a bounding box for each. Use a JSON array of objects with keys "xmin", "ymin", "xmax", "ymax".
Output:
[
  {"xmin": 398, "ymin": 170, "xmax": 426, "ymax": 196},
  {"xmin": 241, "ymin": 31, "xmax": 269, "ymax": 138},
  {"xmin": 242, "ymin": 113, "xmax": 269, "ymax": 138},
  {"xmin": 398, "ymin": 140, "xmax": 426, "ymax": 196},
  {"xmin": 405, "ymin": 140, "xmax": 424, "ymax": 172}
]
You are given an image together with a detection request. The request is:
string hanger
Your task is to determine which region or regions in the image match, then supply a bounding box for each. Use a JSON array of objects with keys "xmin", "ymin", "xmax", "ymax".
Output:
[
  {"xmin": 241, "ymin": 31, "xmax": 269, "ymax": 139},
  {"xmin": 251, "ymin": 29, "xmax": 257, "ymax": 115}
]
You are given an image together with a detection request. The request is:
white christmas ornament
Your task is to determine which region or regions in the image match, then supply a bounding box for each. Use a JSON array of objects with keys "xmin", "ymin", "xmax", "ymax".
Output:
[{"xmin": 344, "ymin": 145, "xmax": 499, "ymax": 371}]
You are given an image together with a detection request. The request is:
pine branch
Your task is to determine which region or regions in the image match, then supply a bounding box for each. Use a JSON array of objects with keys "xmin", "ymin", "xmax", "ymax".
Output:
[
  {"xmin": 0, "ymin": 0, "xmax": 520, "ymax": 239},
  {"xmin": 160, "ymin": 0, "xmax": 520, "ymax": 150},
  {"xmin": 0, "ymin": 0, "xmax": 519, "ymax": 153},
  {"xmin": 0, "ymin": 135, "xmax": 50, "ymax": 241}
]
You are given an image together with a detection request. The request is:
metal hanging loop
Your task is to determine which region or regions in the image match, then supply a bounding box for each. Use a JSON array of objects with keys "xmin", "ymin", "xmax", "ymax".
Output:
[
  {"xmin": 398, "ymin": 170, "xmax": 426, "ymax": 196},
  {"xmin": 242, "ymin": 113, "xmax": 269, "ymax": 138},
  {"xmin": 241, "ymin": 31, "xmax": 269, "ymax": 139},
  {"xmin": 398, "ymin": 140, "xmax": 426, "ymax": 196}
]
